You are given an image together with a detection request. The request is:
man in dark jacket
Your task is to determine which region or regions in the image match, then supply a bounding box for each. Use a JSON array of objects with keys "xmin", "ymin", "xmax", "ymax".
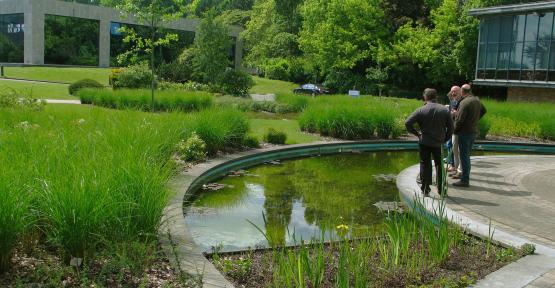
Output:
[
  {"xmin": 406, "ymin": 88, "xmax": 454, "ymax": 196},
  {"xmin": 453, "ymin": 84, "xmax": 487, "ymax": 187}
]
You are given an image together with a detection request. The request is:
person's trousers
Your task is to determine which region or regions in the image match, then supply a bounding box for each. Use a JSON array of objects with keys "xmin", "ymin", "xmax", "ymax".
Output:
[
  {"xmin": 458, "ymin": 133, "xmax": 477, "ymax": 184},
  {"xmin": 452, "ymin": 135, "xmax": 461, "ymax": 173},
  {"xmin": 419, "ymin": 144, "xmax": 443, "ymax": 192},
  {"xmin": 446, "ymin": 138, "xmax": 454, "ymax": 165}
]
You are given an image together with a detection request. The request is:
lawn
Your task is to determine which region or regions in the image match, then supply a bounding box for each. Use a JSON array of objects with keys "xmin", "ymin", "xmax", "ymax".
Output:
[
  {"xmin": 250, "ymin": 118, "xmax": 322, "ymax": 144},
  {"xmin": 250, "ymin": 76, "xmax": 299, "ymax": 95},
  {"xmin": 3, "ymin": 66, "xmax": 111, "ymax": 85},
  {"xmin": 0, "ymin": 79, "xmax": 76, "ymax": 100}
]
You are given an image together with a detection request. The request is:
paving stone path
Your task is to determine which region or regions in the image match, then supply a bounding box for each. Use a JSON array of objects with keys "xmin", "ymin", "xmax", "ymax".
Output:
[{"xmin": 399, "ymin": 155, "xmax": 555, "ymax": 288}]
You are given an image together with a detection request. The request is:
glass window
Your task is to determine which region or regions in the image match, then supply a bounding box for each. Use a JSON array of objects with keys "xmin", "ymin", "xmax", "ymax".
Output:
[
  {"xmin": 549, "ymin": 41, "xmax": 555, "ymax": 69},
  {"xmin": 479, "ymin": 21, "xmax": 487, "ymax": 43},
  {"xmin": 0, "ymin": 13, "xmax": 24, "ymax": 63},
  {"xmin": 498, "ymin": 43, "xmax": 511, "ymax": 69},
  {"xmin": 44, "ymin": 15, "xmax": 100, "ymax": 66},
  {"xmin": 522, "ymin": 41, "xmax": 536, "ymax": 69},
  {"xmin": 513, "ymin": 15, "xmax": 526, "ymax": 42},
  {"xmin": 536, "ymin": 40, "xmax": 550, "ymax": 69},
  {"xmin": 477, "ymin": 43, "xmax": 486, "ymax": 68},
  {"xmin": 538, "ymin": 12, "xmax": 554, "ymax": 41},
  {"xmin": 487, "ymin": 17, "xmax": 500, "ymax": 43},
  {"xmin": 525, "ymin": 13, "xmax": 539, "ymax": 42},
  {"xmin": 510, "ymin": 42, "xmax": 523, "ymax": 69},
  {"xmin": 500, "ymin": 16, "xmax": 514, "ymax": 42},
  {"xmin": 486, "ymin": 44, "xmax": 498, "ymax": 69}
]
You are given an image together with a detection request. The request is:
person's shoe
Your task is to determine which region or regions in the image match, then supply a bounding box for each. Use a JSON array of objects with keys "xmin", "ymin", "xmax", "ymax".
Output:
[
  {"xmin": 450, "ymin": 172, "xmax": 462, "ymax": 179},
  {"xmin": 421, "ymin": 186, "xmax": 431, "ymax": 196},
  {"xmin": 453, "ymin": 181, "xmax": 469, "ymax": 187}
]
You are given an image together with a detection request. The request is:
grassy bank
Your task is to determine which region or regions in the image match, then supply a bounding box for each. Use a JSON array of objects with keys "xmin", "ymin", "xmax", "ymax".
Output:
[
  {"xmin": 0, "ymin": 104, "xmax": 248, "ymax": 285},
  {"xmin": 250, "ymin": 76, "xmax": 298, "ymax": 95},
  {"xmin": 0, "ymin": 80, "xmax": 75, "ymax": 100},
  {"xmin": 79, "ymin": 89, "xmax": 214, "ymax": 112},
  {"xmin": 3, "ymin": 66, "xmax": 111, "ymax": 85}
]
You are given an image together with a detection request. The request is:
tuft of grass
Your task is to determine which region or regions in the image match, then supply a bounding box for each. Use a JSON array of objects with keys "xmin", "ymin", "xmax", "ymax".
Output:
[{"xmin": 78, "ymin": 89, "xmax": 214, "ymax": 112}]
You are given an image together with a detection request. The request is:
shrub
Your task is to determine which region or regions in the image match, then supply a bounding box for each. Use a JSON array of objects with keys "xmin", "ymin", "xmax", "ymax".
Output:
[
  {"xmin": 218, "ymin": 69, "xmax": 254, "ymax": 97},
  {"xmin": 243, "ymin": 135, "xmax": 260, "ymax": 148},
  {"xmin": 189, "ymin": 108, "xmax": 249, "ymax": 155},
  {"xmin": 264, "ymin": 128, "xmax": 287, "ymax": 144},
  {"xmin": 78, "ymin": 89, "xmax": 213, "ymax": 112},
  {"xmin": 264, "ymin": 58, "xmax": 290, "ymax": 80},
  {"xmin": 112, "ymin": 63, "xmax": 154, "ymax": 89},
  {"xmin": 478, "ymin": 117, "xmax": 491, "ymax": 140},
  {"xmin": 176, "ymin": 132, "xmax": 207, "ymax": 162},
  {"xmin": 68, "ymin": 79, "xmax": 104, "ymax": 95},
  {"xmin": 157, "ymin": 61, "xmax": 193, "ymax": 84}
]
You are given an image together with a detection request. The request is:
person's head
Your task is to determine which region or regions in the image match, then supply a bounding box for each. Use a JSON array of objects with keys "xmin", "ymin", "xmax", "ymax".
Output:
[
  {"xmin": 461, "ymin": 84, "xmax": 472, "ymax": 97},
  {"xmin": 423, "ymin": 88, "xmax": 437, "ymax": 102},
  {"xmin": 448, "ymin": 86, "xmax": 461, "ymax": 100}
]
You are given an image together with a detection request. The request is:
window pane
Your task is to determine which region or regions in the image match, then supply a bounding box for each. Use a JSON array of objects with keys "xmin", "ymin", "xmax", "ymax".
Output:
[
  {"xmin": 514, "ymin": 15, "xmax": 526, "ymax": 42},
  {"xmin": 478, "ymin": 44, "xmax": 486, "ymax": 68},
  {"xmin": 510, "ymin": 42, "xmax": 523, "ymax": 68},
  {"xmin": 45, "ymin": 15, "xmax": 99, "ymax": 65},
  {"xmin": 486, "ymin": 44, "xmax": 498, "ymax": 68},
  {"xmin": 500, "ymin": 16, "xmax": 513, "ymax": 42},
  {"xmin": 522, "ymin": 41, "xmax": 536, "ymax": 69},
  {"xmin": 550, "ymin": 41, "xmax": 555, "ymax": 69},
  {"xmin": 487, "ymin": 17, "xmax": 500, "ymax": 43},
  {"xmin": 525, "ymin": 13, "xmax": 539, "ymax": 42},
  {"xmin": 498, "ymin": 43, "xmax": 511, "ymax": 69},
  {"xmin": 0, "ymin": 14, "xmax": 24, "ymax": 63},
  {"xmin": 536, "ymin": 40, "xmax": 550, "ymax": 69},
  {"xmin": 539, "ymin": 12, "xmax": 554, "ymax": 41},
  {"xmin": 479, "ymin": 21, "xmax": 487, "ymax": 43}
]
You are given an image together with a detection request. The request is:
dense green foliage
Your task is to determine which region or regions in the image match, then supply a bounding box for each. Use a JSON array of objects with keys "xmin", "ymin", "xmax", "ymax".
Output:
[
  {"xmin": 218, "ymin": 69, "xmax": 255, "ymax": 96},
  {"xmin": 111, "ymin": 63, "xmax": 154, "ymax": 89},
  {"xmin": 264, "ymin": 128, "xmax": 287, "ymax": 144},
  {"xmin": 68, "ymin": 79, "xmax": 104, "ymax": 95},
  {"xmin": 0, "ymin": 105, "xmax": 248, "ymax": 272},
  {"xmin": 44, "ymin": 15, "xmax": 99, "ymax": 66},
  {"xmin": 79, "ymin": 89, "xmax": 214, "ymax": 112}
]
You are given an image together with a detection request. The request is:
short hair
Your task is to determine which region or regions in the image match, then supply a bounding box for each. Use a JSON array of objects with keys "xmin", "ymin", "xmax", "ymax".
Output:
[
  {"xmin": 461, "ymin": 84, "xmax": 472, "ymax": 95},
  {"xmin": 423, "ymin": 88, "xmax": 437, "ymax": 100}
]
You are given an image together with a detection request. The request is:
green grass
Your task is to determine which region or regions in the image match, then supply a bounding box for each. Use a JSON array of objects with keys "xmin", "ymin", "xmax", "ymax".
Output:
[
  {"xmin": 3, "ymin": 67, "xmax": 111, "ymax": 85},
  {"xmin": 250, "ymin": 118, "xmax": 321, "ymax": 145},
  {"xmin": 0, "ymin": 80, "xmax": 76, "ymax": 100},
  {"xmin": 79, "ymin": 88, "xmax": 214, "ymax": 112},
  {"xmin": 250, "ymin": 76, "xmax": 298, "ymax": 95},
  {"xmin": 0, "ymin": 104, "xmax": 248, "ymax": 271}
]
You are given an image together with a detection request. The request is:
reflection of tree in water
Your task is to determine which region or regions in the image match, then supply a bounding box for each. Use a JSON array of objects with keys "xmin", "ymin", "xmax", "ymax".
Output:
[
  {"xmin": 289, "ymin": 152, "xmax": 418, "ymax": 233},
  {"xmin": 192, "ymin": 177, "xmax": 248, "ymax": 209},
  {"xmin": 260, "ymin": 165, "xmax": 298, "ymax": 247}
]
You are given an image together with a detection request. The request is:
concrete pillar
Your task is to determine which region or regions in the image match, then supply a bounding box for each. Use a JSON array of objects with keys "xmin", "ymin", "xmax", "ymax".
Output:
[
  {"xmin": 24, "ymin": 0, "xmax": 45, "ymax": 65},
  {"xmin": 99, "ymin": 18, "xmax": 111, "ymax": 67},
  {"xmin": 234, "ymin": 38, "xmax": 243, "ymax": 70}
]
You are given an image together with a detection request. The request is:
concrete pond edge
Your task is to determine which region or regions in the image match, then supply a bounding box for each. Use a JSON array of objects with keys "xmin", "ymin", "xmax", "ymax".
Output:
[
  {"xmin": 158, "ymin": 140, "xmax": 555, "ymax": 288},
  {"xmin": 397, "ymin": 156, "xmax": 555, "ymax": 288}
]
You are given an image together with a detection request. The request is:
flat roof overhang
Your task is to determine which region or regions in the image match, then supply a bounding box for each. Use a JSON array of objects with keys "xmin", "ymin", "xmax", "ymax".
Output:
[
  {"xmin": 473, "ymin": 79, "xmax": 555, "ymax": 88},
  {"xmin": 469, "ymin": 1, "xmax": 555, "ymax": 17}
]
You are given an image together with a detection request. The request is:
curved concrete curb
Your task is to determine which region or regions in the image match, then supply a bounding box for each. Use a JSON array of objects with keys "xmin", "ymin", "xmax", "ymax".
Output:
[
  {"xmin": 159, "ymin": 141, "xmax": 555, "ymax": 288},
  {"xmin": 397, "ymin": 156, "xmax": 555, "ymax": 288}
]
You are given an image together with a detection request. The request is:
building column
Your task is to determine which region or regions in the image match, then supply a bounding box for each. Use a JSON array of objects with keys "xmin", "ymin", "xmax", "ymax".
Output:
[
  {"xmin": 24, "ymin": 0, "xmax": 45, "ymax": 65},
  {"xmin": 234, "ymin": 38, "xmax": 243, "ymax": 70},
  {"xmin": 99, "ymin": 18, "xmax": 111, "ymax": 68}
]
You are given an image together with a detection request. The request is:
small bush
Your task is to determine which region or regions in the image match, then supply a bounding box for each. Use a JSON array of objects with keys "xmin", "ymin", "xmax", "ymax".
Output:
[
  {"xmin": 0, "ymin": 87, "xmax": 45, "ymax": 111},
  {"xmin": 68, "ymin": 79, "xmax": 104, "ymax": 95},
  {"xmin": 520, "ymin": 243, "xmax": 536, "ymax": 255},
  {"xmin": 264, "ymin": 128, "xmax": 287, "ymax": 144},
  {"xmin": 190, "ymin": 108, "xmax": 249, "ymax": 155},
  {"xmin": 243, "ymin": 135, "xmax": 260, "ymax": 148},
  {"xmin": 157, "ymin": 61, "xmax": 193, "ymax": 84},
  {"xmin": 113, "ymin": 63, "xmax": 154, "ymax": 89},
  {"xmin": 264, "ymin": 58, "xmax": 290, "ymax": 80},
  {"xmin": 218, "ymin": 69, "xmax": 254, "ymax": 97},
  {"xmin": 478, "ymin": 117, "xmax": 491, "ymax": 140},
  {"xmin": 176, "ymin": 132, "xmax": 207, "ymax": 162}
]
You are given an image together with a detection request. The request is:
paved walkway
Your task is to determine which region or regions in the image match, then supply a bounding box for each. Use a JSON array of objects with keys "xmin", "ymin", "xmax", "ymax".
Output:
[{"xmin": 398, "ymin": 155, "xmax": 555, "ymax": 288}]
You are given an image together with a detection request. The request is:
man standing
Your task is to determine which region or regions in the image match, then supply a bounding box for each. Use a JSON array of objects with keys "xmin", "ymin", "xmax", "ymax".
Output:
[
  {"xmin": 406, "ymin": 88, "xmax": 454, "ymax": 196},
  {"xmin": 453, "ymin": 84, "xmax": 487, "ymax": 187}
]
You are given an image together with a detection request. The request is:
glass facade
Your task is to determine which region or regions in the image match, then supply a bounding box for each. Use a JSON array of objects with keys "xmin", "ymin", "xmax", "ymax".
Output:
[
  {"xmin": 477, "ymin": 12, "xmax": 555, "ymax": 82},
  {"xmin": 44, "ymin": 15, "xmax": 100, "ymax": 65},
  {"xmin": 0, "ymin": 13, "xmax": 24, "ymax": 63}
]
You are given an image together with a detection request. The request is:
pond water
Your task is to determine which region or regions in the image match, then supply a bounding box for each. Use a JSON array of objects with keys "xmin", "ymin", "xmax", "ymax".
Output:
[{"xmin": 184, "ymin": 151, "xmax": 420, "ymax": 252}]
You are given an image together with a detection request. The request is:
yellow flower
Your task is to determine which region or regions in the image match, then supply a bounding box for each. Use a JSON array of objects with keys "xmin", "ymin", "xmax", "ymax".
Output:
[{"xmin": 336, "ymin": 224, "xmax": 349, "ymax": 231}]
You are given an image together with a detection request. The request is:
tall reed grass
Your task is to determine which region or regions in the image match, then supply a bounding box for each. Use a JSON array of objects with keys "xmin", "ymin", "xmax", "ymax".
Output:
[
  {"xmin": 0, "ymin": 105, "xmax": 248, "ymax": 270},
  {"xmin": 79, "ymin": 88, "xmax": 214, "ymax": 112}
]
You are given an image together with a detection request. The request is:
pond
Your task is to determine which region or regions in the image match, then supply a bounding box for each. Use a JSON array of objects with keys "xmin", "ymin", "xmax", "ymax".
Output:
[{"xmin": 184, "ymin": 151, "xmax": 419, "ymax": 252}]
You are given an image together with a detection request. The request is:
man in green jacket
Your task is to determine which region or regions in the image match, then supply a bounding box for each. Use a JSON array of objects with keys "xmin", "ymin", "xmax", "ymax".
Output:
[{"xmin": 453, "ymin": 84, "xmax": 487, "ymax": 187}]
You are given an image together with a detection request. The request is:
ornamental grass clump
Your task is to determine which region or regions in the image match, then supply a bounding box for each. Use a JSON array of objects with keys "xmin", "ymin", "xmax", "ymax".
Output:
[{"xmin": 78, "ymin": 88, "xmax": 214, "ymax": 112}]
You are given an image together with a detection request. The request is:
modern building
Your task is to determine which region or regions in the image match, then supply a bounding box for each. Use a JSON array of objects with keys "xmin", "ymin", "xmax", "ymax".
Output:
[
  {"xmin": 0, "ymin": 0, "xmax": 243, "ymax": 68},
  {"xmin": 470, "ymin": 1, "xmax": 555, "ymax": 102}
]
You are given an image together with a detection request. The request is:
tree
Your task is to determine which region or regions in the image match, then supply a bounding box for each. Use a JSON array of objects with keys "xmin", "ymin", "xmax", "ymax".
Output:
[
  {"xmin": 109, "ymin": 0, "xmax": 186, "ymax": 111},
  {"xmin": 193, "ymin": 9, "xmax": 232, "ymax": 85}
]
